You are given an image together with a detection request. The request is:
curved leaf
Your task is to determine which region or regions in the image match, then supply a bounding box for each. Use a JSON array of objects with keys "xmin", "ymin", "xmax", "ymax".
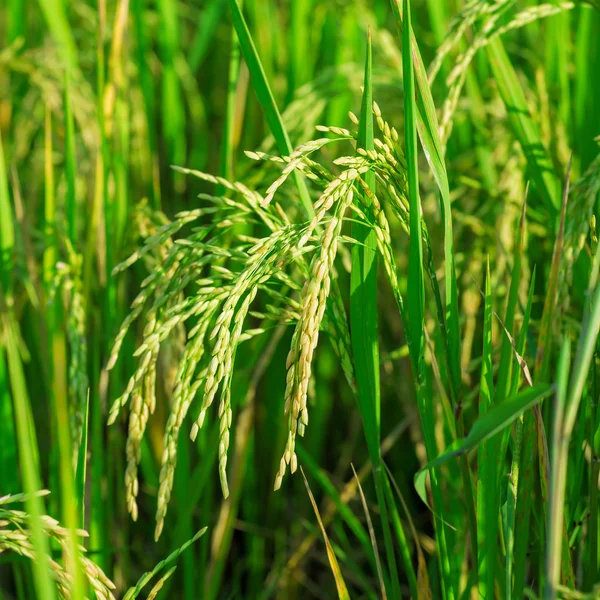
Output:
[{"xmin": 414, "ymin": 384, "xmax": 554, "ymax": 510}]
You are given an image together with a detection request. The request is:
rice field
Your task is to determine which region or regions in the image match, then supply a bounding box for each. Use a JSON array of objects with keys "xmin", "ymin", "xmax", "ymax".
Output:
[{"xmin": 1, "ymin": 0, "xmax": 600, "ymax": 598}]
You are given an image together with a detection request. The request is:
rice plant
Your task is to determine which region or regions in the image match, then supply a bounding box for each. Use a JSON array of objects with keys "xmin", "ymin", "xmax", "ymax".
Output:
[{"xmin": 1, "ymin": 0, "xmax": 600, "ymax": 598}]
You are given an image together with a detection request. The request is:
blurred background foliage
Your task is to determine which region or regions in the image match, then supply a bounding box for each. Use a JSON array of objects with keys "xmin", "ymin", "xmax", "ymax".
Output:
[{"xmin": 1, "ymin": 0, "xmax": 600, "ymax": 598}]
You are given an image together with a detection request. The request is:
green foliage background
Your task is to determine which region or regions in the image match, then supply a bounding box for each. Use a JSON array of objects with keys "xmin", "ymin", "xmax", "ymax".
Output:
[{"xmin": 1, "ymin": 0, "xmax": 600, "ymax": 598}]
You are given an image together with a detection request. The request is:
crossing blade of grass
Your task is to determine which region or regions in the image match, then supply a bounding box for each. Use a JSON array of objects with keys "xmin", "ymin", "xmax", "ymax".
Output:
[
  {"xmin": 227, "ymin": 0, "xmax": 313, "ymax": 217},
  {"xmin": 351, "ymin": 34, "xmax": 401, "ymax": 600},
  {"xmin": 89, "ymin": 1, "xmax": 111, "ymax": 571},
  {"xmin": 477, "ymin": 258, "xmax": 498, "ymax": 599},
  {"xmin": 82, "ymin": 0, "xmax": 106, "ymax": 312},
  {"xmin": 301, "ymin": 468, "xmax": 350, "ymax": 600},
  {"xmin": 108, "ymin": 0, "xmax": 131, "ymax": 253},
  {"xmin": 486, "ymin": 37, "xmax": 560, "ymax": 213},
  {"xmin": 414, "ymin": 384, "xmax": 554, "ymax": 509}
]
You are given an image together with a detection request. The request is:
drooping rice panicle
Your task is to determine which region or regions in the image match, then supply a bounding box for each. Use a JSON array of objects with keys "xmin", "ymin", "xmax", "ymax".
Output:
[
  {"xmin": 0, "ymin": 492, "xmax": 116, "ymax": 600},
  {"xmin": 107, "ymin": 99, "xmax": 430, "ymax": 530},
  {"xmin": 275, "ymin": 191, "xmax": 356, "ymax": 490}
]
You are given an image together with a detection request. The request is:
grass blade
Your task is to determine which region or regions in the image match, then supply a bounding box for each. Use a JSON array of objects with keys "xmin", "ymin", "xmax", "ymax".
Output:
[
  {"xmin": 497, "ymin": 193, "xmax": 529, "ymax": 504},
  {"xmin": 497, "ymin": 193, "xmax": 528, "ymax": 404},
  {"xmin": 132, "ymin": 0, "xmax": 161, "ymax": 207},
  {"xmin": 351, "ymin": 464, "xmax": 386, "ymax": 600},
  {"xmin": 486, "ymin": 37, "xmax": 560, "ymax": 213},
  {"xmin": 415, "ymin": 384, "xmax": 554, "ymax": 509},
  {"xmin": 0, "ymin": 128, "xmax": 18, "ymax": 496},
  {"xmin": 389, "ymin": 0, "xmax": 462, "ymax": 402},
  {"xmin": 545, "ymin": 338, "xmax": 571, "ymax": 600},
  {"xmin": 3, "ymin": 312, "xmax": 57, "ymax": 600},
  {"xmin": 0, "ymin": 123, "xmax": 15, "ymax": 292},
  {"xmin": 390, "ymin": 3, "xmax": 476, "ymax": 572},
  {"xmin": 218, "ymin": 2, "xmax": 243, "ymax": 191},
  {"xmin": 297, "ymin": 445, "xmax": 375, "ymax": 570},
  {"xmin": 37, "ymin": 0, "xmax": 77, "ymax": 68},
  {"xmin": 564, "ymin": 252, "xmax": 600, "ymax": 441},
  {"xmin": 45, "ymin": 105, "xmax": 86, "ymax": 600},
  {"xmin": 301, "ymin": 468, "xmax": 351, "ymax": 600},
  {"xmin": 402, "ymin": 0, "xmax": 424, "ymax": 371},
  {"xmin": 123, "ymin": 528, "xmax": 208, "ymax": 600},
  {"xmin": 157, "ymin": 0, "xmax": 186, "ymax": 176},
  {"xmin": 381, "ymin": 472, "xmax": 419, "ymax": 600},
  {"xmin": 513, "ymin": 160, "xmax": 572, "ymax": 597},
  {"xmin": 397, "ymin": 1, "xmax": 474, "ymax": 591},
  {"xmin": 227, "ymin": 0, "xmax": 313, "ymax": 217},
  {"xmin": 536, "ymin": 157, "xmax": 572, "ymax": 380},
  {"xmin": 188, "ymin": 0, "xmax": 227, "ymax": 72},
  {"xmin": 476, "ymin": 258, "xmax": 498, "ymax": 598},
  {"xmin": 506, "ymin": 267, "xmax": 536, "ymax": 600},
  {"xmin": 384, "ymin": 463, "xmax": 432, "ymax": 600},
  {"xmin": 351, "ymin": 34, "xmax": 401, "ymax": 600},
  {"xmin": 287, "ymin": 0, "xmax": 312, "ymax": 102},
  {"xmin": 64, "ymin": 71, "xmax": 77, "ymax": 244},
  {"xmin": 75, "ymin": 391, "xmax": 89, "ymax": 529}
]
